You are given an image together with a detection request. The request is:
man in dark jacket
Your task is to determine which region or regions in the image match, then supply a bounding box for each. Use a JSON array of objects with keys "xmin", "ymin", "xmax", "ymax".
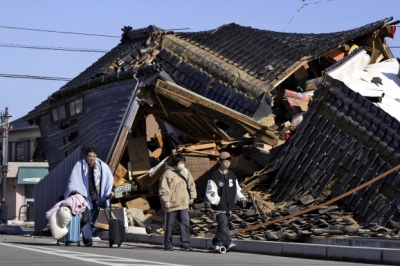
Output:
[{"xmin": 205, "ymin": 151, "xmax": 246, "ymax": 252}]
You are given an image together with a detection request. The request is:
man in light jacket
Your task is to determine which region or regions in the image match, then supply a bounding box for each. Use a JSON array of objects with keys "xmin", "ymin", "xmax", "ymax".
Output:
[
  {"xmin": 159, "ymin": 154, "xmax": 197, "ymax": 251},
  {"xmin": 205, "ymin": 151, "xmax": 246, "ymax": 252},
  {"xmin": 64, "ymin": 147, "xmax": 113, "ymax": 247}
]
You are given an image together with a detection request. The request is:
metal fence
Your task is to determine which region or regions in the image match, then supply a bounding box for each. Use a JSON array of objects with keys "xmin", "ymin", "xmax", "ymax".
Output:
[{"xmin": 34, "ymin": 146, "xmax": 83, "ymax": 234}]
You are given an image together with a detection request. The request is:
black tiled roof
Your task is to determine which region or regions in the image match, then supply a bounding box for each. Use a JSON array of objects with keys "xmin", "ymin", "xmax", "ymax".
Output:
[
  {"xmin": 176, "ymin": 18, "xmax": 392, "ymax": 83},
  {"xmin": 51, "ymin": 26, "xmax": 163, "ymax": 97},
  {"xmin": 10, "ymin": 117, "xmax": 37, "ymax": 130},
  {"xmin": 269, "ymin": 75, "xmax": 400, "ymax": 227},
  {"xmin": 59, "ymin": 39, "xmax": 149, "ymax": 91},
  {"xmin": 24, "ymin": 18, "xmax": 393, "ymax": 122},
  {"xmin": 24, "ymin": 26, "xmax": 158, "ymax": 121},
  {"xmin": 158, "ymin": 49, "xmax": 261, "ymax": 116}
]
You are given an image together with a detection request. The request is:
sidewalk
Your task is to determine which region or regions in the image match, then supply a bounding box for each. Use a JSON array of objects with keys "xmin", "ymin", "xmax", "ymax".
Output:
[
  {"xmin": 0, "ymin": 223, "xmax": 34, "ymax": 235},
  {"xmin": 96, "ymin": 231, "xmax": 400, "ymax": 265},
  {"xmin": 2, "ymin": 224, "xmax": 400, "ymax": 265}
]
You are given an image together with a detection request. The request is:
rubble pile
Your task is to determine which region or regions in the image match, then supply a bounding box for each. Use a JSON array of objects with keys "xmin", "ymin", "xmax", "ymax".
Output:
[
  {"xmin": 186, "ymin": 195, "xmax": 400, "ymax": 242},
  {"xmin": 112, "ymin": 186, "xmax": 400, "ymax": 242}
]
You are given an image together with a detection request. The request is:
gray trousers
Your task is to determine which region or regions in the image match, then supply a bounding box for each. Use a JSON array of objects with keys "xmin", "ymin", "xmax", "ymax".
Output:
[
  {"xmin": 212, "ymin": 212, "xmax": 231, "ymax": 248},
  {"xmin": 163, "ymin": 209, "xmax": 191, "ymax": 248}
]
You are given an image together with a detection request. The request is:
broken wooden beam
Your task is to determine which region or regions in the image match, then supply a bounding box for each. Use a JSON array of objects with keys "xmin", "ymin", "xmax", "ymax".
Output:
[
  {"xmin": 238, "ymin": 164, "xmax": 400, "ymax": 233},
  {"xmin": 240, "ymin": 174, "xmax": 268, "ymax": 193},
  {"xmin": 155, "ymin": 79, "xmax": 279, "ymax": 146}
]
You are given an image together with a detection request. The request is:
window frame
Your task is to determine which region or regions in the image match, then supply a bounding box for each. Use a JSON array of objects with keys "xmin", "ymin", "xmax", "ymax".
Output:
[
  {"xmin": 51, "ymin": 104, "xmax": 67, "ymax": 122},
  {"xmin": 14, "ymin": 141, "xmax": 25, "ymax": 162},
  {"xmin": 50, "ymin": 97, "xmax": 83, "ymax": 123},
  {"xmin": 68, "ymin": 97, "xmax": 83, "ymax": 117}
]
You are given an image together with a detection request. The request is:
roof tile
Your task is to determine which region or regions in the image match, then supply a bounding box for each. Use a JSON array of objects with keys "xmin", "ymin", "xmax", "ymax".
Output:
[
  {"xmin": 269, "ymin": 73, "xmax": 400, "ymax": 227},
  {"xmin": 177, "ymin": 18, "xmax": 391, "ymax": 83}
]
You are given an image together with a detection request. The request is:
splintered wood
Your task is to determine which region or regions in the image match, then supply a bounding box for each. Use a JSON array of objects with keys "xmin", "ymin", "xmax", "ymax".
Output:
[
  {"xmin": 249, "ymin": 191, "xmax": 275, "ymax": 215},
  {"xmin": 177, "ymin": 142, "xmax": 219, "ymax": 157}
]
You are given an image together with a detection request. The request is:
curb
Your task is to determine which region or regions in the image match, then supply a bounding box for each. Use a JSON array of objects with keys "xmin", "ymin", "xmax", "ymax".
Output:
[
  {"xmin": 0, "ymin": 225, "xmax": 27, "ymax": 235},
  {"xmin": 97, "ymin": 231, "xmax": 400, "ymax": 265}
]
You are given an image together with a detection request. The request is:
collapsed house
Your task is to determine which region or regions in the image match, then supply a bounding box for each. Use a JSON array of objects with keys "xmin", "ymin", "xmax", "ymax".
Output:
[{"xmin": 23, "ymin": 17, "xmax": 400, "ymax": 239}]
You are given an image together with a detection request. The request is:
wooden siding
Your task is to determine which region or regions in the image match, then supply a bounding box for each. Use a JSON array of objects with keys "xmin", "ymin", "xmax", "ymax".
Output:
[{"xmin": 39, "ymin": 81, "xmax": 137, "ymax": 169}]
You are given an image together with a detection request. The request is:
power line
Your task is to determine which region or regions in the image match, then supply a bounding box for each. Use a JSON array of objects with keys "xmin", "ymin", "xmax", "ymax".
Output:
[
  {"xmin": 0, "ymin": 25, "xmax": 191, "ymax": 38},
  {"xmin": 0, "ymin": 43, "xmax": 108, "ymax": 53},
  {"xmin": 0, "ymin": 25, "xmax": 120, "ymax": 38},
  {"xmin": 304, "ymin": 0, "xmax": 337, "ymax": 6},
  {"xmin": 0, "ymin": 74, "xmax": 71, "ymax": 81},
  {"xmin": 282, "ymin": 0, "xmax": 305, "ymax": 32},
  {"xmin": 283, "ymin": 0, "xmax": 339, "ymax": 32}
]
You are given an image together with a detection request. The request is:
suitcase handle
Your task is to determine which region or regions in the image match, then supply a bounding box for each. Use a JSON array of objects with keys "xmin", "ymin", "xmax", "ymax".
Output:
[{"xmin": 104, "ymin": 198, "xmax": 116, "ymax": 222}]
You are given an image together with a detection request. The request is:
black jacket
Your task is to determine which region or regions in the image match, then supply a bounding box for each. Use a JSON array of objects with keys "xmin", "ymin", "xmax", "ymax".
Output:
[{"xmin": 206, "ymin": 169, "xmax": 244, "ymax": 212}]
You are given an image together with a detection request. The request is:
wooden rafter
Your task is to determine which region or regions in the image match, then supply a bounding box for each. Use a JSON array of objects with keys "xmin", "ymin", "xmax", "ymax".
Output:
[
  {"xmin": 155, "ymin": 79, "xmax": 279, "ymax": 146},
  {"xmin": 196, "ymin": 112, "xmax": 233, "ymax": 141}
]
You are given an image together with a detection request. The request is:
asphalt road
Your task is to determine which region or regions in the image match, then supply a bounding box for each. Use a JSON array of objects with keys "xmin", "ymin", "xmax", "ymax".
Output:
[{"xmin": 0, "ymin": 235, "xmax": 389, "ymax": 266}]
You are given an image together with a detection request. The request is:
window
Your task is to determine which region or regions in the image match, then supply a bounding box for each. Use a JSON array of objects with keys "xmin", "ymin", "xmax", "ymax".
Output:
[
  {"xmin": 63, "ymin": 131, "xmax": 79, "ymax": 145},
  {"xmin": 51, "ymin": 105, "xmax": 66, "ymax": 122},
  {"xmin": 69, "ymin": 98, "xmax": 83, "ymax": 116},
  {"xmin": 13, "ymin": 141, "xmax": 30, "ymax": 162},
  {"xmin": 51, "ymin": 97, "xmax": 83, "ymax": 123},
  {"xmin": 14, "ymin": 142, "xmax": 25, "ymax": 161}
]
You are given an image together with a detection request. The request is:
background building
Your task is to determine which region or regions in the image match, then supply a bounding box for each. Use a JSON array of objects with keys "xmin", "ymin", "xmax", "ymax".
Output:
[{"xmin": 0, "ymin": 117, "xmax": 48, "ymax": 222}]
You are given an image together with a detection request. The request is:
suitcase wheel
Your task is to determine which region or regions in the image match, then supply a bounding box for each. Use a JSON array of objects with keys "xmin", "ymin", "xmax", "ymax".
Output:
[
  {"xmin": 65, "ymin": 242, "xmax": 70, "ymax": 246},
  {"xmin": 56, "ymin": 241, "xmax": 59, "ymax": 246}
]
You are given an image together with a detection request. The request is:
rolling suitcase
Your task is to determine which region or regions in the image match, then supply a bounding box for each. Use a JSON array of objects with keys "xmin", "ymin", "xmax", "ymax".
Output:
[
  {"xmin": 105, "ymin": 206, "xmax": 126, "ymax": 248},
  {"xmin": 57, "ymin": 214, "xmax": 81, "ymax": 246}
]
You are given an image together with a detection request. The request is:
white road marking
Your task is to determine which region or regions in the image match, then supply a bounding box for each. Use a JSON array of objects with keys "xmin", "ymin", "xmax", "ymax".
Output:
[{"xmin": 0, "ymin": 242, "xmax": 186, "ymax": 266}]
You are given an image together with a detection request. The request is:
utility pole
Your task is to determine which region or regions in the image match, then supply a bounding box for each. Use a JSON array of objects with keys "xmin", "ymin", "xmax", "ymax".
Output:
[{"xmin": 1, "ymin": 107, "xmax": 12, "ymax": 221}]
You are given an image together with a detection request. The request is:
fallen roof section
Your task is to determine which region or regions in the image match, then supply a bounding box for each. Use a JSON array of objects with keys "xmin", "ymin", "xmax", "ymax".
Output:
[{"xmin": 268, "ymin": 74, "xmax": 400, "ymax": 228}]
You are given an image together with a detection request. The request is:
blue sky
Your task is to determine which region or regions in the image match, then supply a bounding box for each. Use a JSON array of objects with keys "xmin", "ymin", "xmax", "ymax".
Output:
[{"xmin": 1, "ymin": 0, "xmax": 399, "ymax": 122}]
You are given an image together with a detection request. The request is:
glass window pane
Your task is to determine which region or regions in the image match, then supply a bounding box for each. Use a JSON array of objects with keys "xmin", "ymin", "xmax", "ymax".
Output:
[
  {"xmin": 15, "ymin": 142, "xmax": 24, "ymax": 161},
  {"xmin": 51, "ymin": 108, "xmax": 58, "ymax": 121},
  {"xmin": 69, "ymin": 101, "xmax": 75, "ymax": 116},
  {"xmin": 58, "ymin": 105, "xmax": 66, "ymax": 119},
  {"xmin": 75, "ymin": 98, "xmax": 83, "ymax": 114}
]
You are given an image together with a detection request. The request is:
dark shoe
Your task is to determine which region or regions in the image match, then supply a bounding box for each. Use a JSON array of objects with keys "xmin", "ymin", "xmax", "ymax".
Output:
[
  {"xmin": 180, "ymin": 246, "xmax": 193, "ymax": 251},
  {"xmin": 84, "ymin": 242, "xmax": 93, "ymax": 247},
  {"xmin": 164, "ymin": 246, "xmax": 174, "ymax": 251}
]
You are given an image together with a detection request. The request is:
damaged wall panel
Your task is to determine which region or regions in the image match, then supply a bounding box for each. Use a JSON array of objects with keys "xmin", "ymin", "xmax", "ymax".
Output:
[{"xmin": 38, "ymin": 81, "xmax": 137, "ymax": 169}]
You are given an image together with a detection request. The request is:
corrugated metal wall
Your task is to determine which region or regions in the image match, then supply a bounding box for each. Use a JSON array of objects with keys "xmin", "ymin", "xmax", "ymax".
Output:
[{"xmin": 34, "ymin": 146, "xmax": 83, "ymax": 234}]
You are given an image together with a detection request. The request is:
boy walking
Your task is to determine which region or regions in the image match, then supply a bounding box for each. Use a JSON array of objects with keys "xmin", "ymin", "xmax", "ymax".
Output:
[{"xmin": 205, "ymin": 151, "xmax": 246, "ymax": 252}]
